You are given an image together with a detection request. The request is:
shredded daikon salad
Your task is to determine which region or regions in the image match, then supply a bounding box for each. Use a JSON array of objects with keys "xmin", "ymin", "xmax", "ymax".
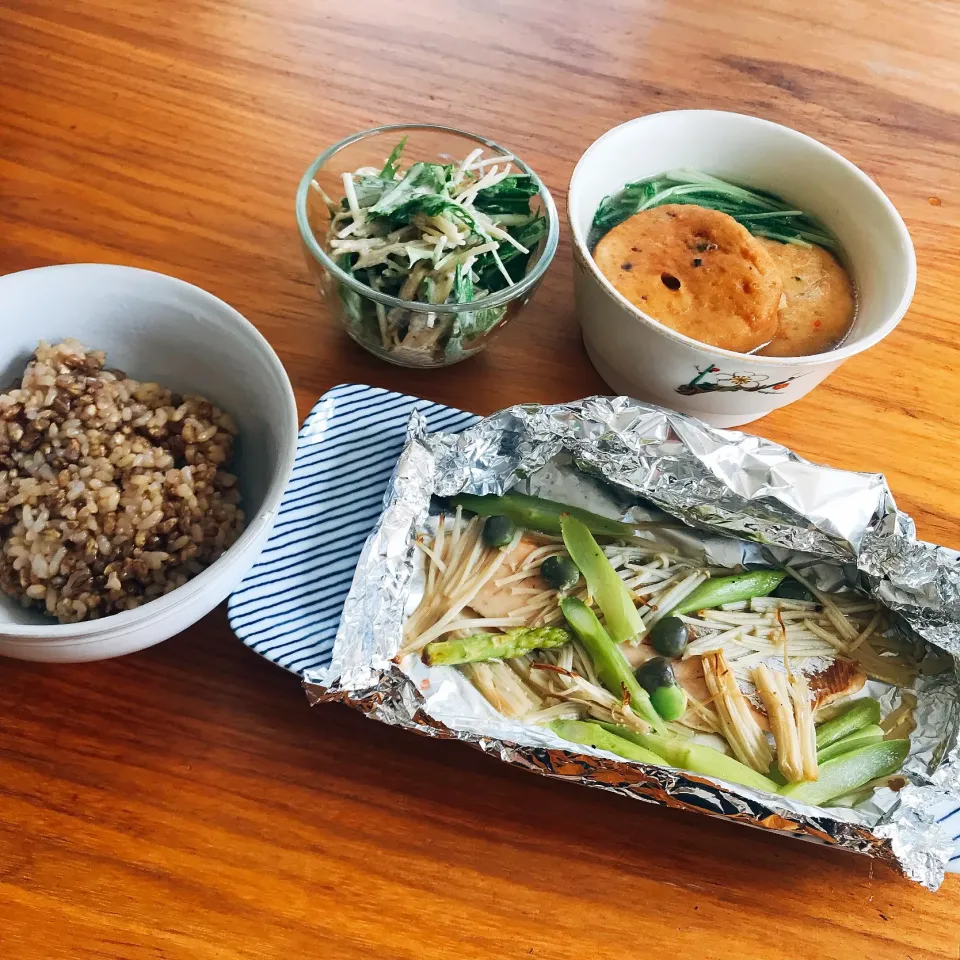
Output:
[
  {"xmin": 311, "ymin": 138, "xmax": 545, "ymax": 364},
  {"xmin": 401, "ymin": 505, "xmax": 918, "ymax": 799}
]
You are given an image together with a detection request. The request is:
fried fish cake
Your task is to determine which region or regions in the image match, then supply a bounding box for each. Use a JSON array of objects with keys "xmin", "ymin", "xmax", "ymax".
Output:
[
  {"xmin": 593, "ymin": 204, "xmax": 782, "ymax": 353},
  {"xmin": 756, "ymin": 238, "xmax": 856, "ymax": 357}
]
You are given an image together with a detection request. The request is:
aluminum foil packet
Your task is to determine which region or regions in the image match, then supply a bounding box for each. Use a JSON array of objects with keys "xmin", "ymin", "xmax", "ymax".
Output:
[{"xmin": 304, "ymin": 395, "xmax": 960, "ymax": 889}]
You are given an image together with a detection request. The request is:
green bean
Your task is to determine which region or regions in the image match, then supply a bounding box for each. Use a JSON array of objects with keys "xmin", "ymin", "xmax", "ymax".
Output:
[
  {"xmin": 561, "ymin": 514, "xmax": 644, "ymax": 644},
  {"xmin": 671, "ymin": 569, "xmax": 786, "ymax": 616},
  {"xmin": 421, "ymin": 626, "xmax": 572, "ymax": 667},
  {"xmin": 450, "ymin": 491, "xmax": 640, "ymax": 538},
  {"xmin": 560, "ymin": 596, "xmax": 666, "ymax": 734},
  {"xmin": 780, "ymin": 740, "xmax": 909, "ymax": 806},
  {"xmin": 597, "ymin": 724, "xmax": 779, "ymax": 793},
  {"xmin": 549, "ymin": 720, "xmax": 663, "ymax": 765},
  {"xmin": 815, "ymin": 698, "xmax": 882, "ymax": 749}
]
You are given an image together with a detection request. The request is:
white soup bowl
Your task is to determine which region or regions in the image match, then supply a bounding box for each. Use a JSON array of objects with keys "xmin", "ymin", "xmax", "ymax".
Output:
[{"xmin": 568, "ymin": 111, "xmax": 916, "ymax": 427}]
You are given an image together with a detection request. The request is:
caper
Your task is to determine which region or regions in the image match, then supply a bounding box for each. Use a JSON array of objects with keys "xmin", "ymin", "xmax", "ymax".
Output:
[
  {"xmin": 649, "ymin": 616, "xmax": 688, "ymax": 658},
  {"xmin": 651, "ymin": 683, "xmax": 688, "ymax": 722},
  {"xmin": 540, "ymin": 554, "xmax": 580, "ymax": 591},
  {"xmin": 771, "ymin": 578, "xmax": 815, "ymax": 602},
  {"xmin": 482, "ymin": 515, "xmax": 517, "ymax": 548},
  {"xmin": 635, "ymin": 656, "xmax": 676, "ymax": 695}
]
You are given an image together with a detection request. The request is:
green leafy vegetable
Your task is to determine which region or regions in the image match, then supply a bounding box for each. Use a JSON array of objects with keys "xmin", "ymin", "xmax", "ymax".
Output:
[
  {"xmin": 351, "ymin": 175, "xmax": 394, "ymax": 209},
  {"xmin": 473, "ymin": 174, "xmax": 540, "ymax": 215},
  {"xmin": 369, "ymin": 161, "xmax": 450, "ymax": 218},
  {"xmin": 474, "ymin": 214, "xmax": 547, "ymax": 290},
  {"xmin": 589, "ymin": 170, "xmax": 839, "ymax": 253},
  {"xmin": 380, "ymin": 136, "xmax": 407, "ymax": 180}
]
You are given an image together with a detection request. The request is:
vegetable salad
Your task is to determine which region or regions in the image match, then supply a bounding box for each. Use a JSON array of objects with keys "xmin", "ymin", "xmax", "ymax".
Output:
[{"xmin": 315, "ymin": 139, "xmax": 546, "ymax": 364}]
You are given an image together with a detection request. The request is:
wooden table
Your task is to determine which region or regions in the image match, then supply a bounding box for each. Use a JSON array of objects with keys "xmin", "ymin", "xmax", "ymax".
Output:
[{"xmin": 3, "ymin": 1, "xmax": 960, "ymax": 956}]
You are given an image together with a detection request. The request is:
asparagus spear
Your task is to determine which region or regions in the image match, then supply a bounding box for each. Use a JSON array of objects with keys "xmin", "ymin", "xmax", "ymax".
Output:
[
  {"xmin": 780, "ymin": 740, "xmax": 909, "ymax": 806},
  {"xmin": 549, "ymin": 720, "xmax": 664, "ymax": 765},
  {"xmin": 421, "ymin": 626, "xmax": 572, "ymax": 666},
  {"xmin": 596, "ymin": 723, "xmax": 780, "ymax": 793},
  {"xmin": 561, "ymin": 513, "xmax": 645, "ymax": 644},
  {"xmin": 671, "ymin": 570, "xmax": 786, "ymax": 616},
  {"xmin": 450, "ymin": 491, "xmax": 642, "ymax": 538},
  {"xmin": 560, "ymin": 596, "xmax": 666, "ymax": 734}
]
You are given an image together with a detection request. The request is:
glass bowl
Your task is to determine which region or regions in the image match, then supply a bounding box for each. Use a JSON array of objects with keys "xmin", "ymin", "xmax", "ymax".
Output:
[{"xmin": 295, "ymin": 124, "xmax": 559, "ymax": 368}]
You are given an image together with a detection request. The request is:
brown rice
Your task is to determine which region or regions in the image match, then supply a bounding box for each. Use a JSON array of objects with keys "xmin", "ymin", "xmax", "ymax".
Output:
[{"xmin": 0, "ymin": 340, "xmax": 245, "ymax": 624}]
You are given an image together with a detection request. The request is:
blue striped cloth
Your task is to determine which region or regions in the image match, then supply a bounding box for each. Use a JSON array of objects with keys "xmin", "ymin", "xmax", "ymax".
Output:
[
  {"xmin": 226, "ymin": 382, "xmax": 960, "ymax": 867},
  {"xmin": 227, "ymin": 383, "xmax": 478, "ymax": 675}
]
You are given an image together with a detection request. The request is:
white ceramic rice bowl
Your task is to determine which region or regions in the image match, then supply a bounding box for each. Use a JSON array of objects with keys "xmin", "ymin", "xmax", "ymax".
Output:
[{"xmin": 0, "ymin": 264, "xmax": 298, "ymax": 662}]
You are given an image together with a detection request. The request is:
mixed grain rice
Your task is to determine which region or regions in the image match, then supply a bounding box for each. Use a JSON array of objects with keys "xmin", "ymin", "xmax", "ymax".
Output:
[{"xmin": 0, "ymin": 340, "xmax": 245, "ymax": 623}]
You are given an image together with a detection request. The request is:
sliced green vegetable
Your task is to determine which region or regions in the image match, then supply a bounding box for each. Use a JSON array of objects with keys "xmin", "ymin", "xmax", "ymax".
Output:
[
  {"xmin": 598, "ymin": 725, "xmax": 780, "ymax": 793},
  {"xmin": 560, "ymin": 597, "xmax": 666, "ymax": 734},
  {"xmin": 422, "ymin": 626, "xmax": 571, "ymax": 667},
  {"xmin": 816, "ymin": 725, "xmax": 885, "ymax": 764},
  {"xmin": 561, "ymin": 514, "xmax": 645, "ymax": 644},
  {"xmin": 815, "ymin": 698, "xmax": 882, "ymax": 750},
  {"xmin": 450, "ymin": 491, "xmax": 639, "ymax": 539},
  {"xmin": 549, "ymin": 720, "xmax": 663, "ymax": 765},
  {"xmin": 671, "ymin": 570, "xmax": 786, "ymax": 616},
  {"xmin": 780, "ymin": 740, "xmax": 909, "ymax": 806},
  {"xmin": 770, "ymin": 721, "xmax": 887, "ymax": 783},
  {"xmin": 380, "ymin": 136, "xmax": 408, "ymax": 180}
]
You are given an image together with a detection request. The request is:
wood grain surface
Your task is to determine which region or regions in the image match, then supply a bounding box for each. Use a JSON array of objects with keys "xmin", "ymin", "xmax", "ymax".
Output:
[{"xmin": 2, "ymin": 1, "xmax": 960, "ymax": 957}]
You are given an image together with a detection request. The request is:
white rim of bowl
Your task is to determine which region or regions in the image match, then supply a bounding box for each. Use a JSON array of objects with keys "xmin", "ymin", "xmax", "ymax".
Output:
[
  {"xmin": 295, "ymin": 122, "xmax": 560, "ymax": 314},
  {"xmin": 567, "ymin": 109, "xmax": 918, "ymax": 368},
  {"xmin": 0, "ymin": 263, "xmax": 299, "ymax": 642}
]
